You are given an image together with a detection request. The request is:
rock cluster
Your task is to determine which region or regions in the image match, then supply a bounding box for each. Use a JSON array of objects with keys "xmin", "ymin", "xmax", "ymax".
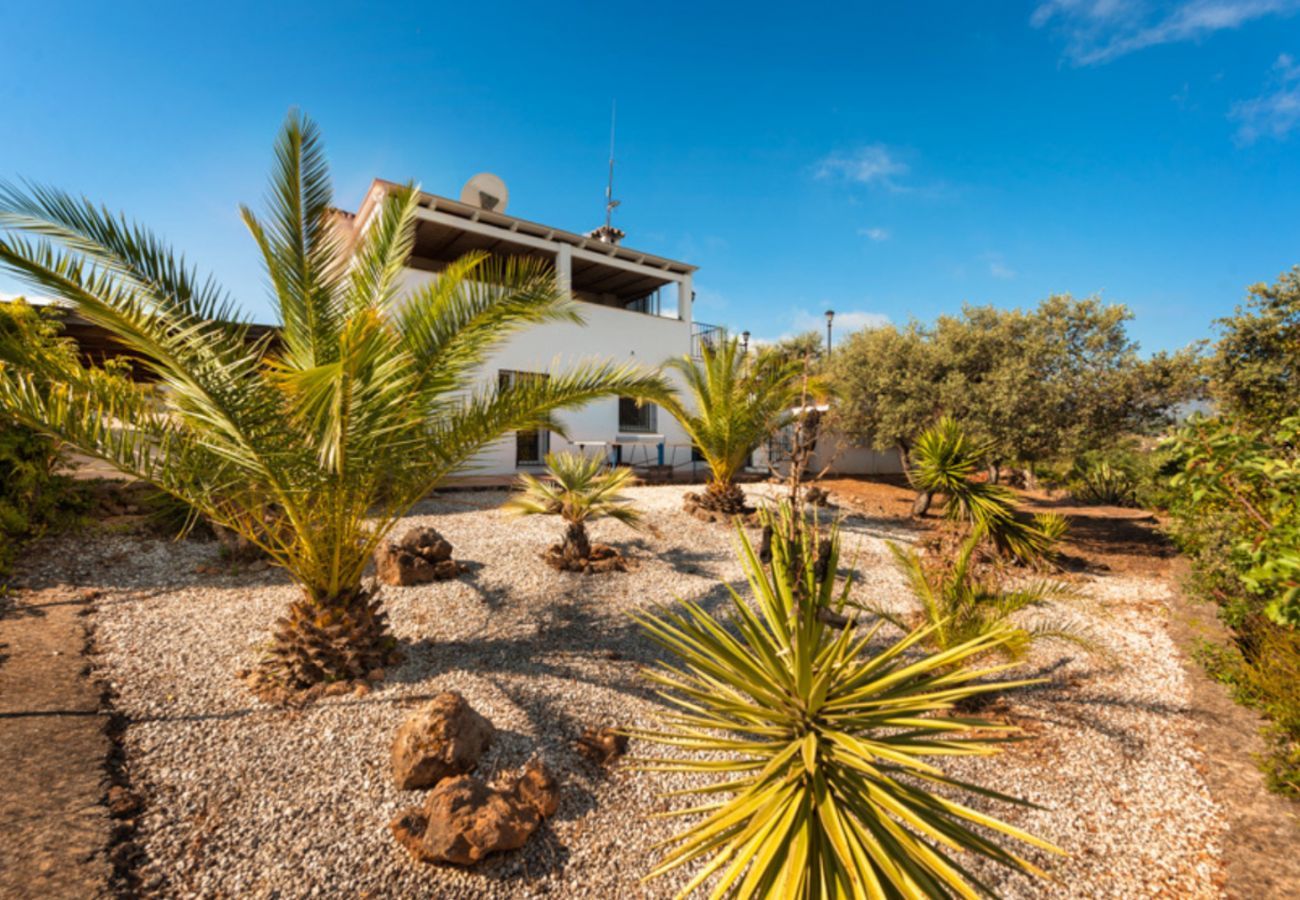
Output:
[
  {"xmin": 390, "ymin": 760, "xmax": 559, "ymax": 866},
  {"xmin": 388, "ymin": 693, "xmax": 559, "ymax": 866},
  {"xmin": 804, "ymin": 486, "xmax": 832, "ymax": 507},
  {"xmin": 375, "ymin": 527, "xmax": 468, "ymax": 585}
]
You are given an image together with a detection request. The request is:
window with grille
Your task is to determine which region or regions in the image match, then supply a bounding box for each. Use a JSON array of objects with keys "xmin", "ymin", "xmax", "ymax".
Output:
[
  {"xmin": 498, "ymin": 370, "xmax": 550, "ymax": 465},
  {"xmin": 618, "ymin": 397, "xmax": 656, "ymax": 433}
]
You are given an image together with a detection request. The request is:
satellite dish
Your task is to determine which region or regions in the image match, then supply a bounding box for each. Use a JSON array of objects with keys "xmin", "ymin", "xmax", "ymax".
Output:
[{"xmin": 460, "ymin": 173, "xmax": 509, "ymax": 213}]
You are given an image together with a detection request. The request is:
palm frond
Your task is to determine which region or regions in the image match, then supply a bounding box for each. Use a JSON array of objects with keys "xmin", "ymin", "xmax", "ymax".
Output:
[
  {"xmin": 661, "ymin": 336, "xmax": 817, "ymax": 489},
  {"xmin": 0, "ymin": 111, "xmax": 675, "ymax": 690}
]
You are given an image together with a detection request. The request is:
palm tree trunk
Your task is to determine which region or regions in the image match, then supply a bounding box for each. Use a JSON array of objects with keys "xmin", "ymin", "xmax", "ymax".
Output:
[
  {"xmin": 704, "ymin": 480, "xmax": 748, "ymax": 514},
  {"xmin": 911, "ymin": 491, "xmax": 933, "ymax": 517},
  {"xmin": 253, "ymin": 584, "xmax": 400, "ymax": 695},
  {"xmin": 562, "ymin": 521, "xmax": 591, "ymax": 563}
]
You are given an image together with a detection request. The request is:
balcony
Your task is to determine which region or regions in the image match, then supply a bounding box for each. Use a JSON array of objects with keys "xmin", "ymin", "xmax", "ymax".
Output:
[{"xmin": 692, "ymin": 321, "xmax": 725, "ymax": 358}]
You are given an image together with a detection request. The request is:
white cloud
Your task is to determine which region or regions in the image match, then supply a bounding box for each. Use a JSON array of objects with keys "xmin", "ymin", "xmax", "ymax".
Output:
[
  {"xmin": 858, "ymin": 226, "xmax": 891, "ymax": 242},
  {"xmin": 792, "ymin": 308, "xmax": 891, "ymax": 334},
  {"xmin": 979, "ymin": 252, "xmax": 1017, "ymax": 280},
  {"xmin": 1032, "ymin": 0, "xmax": 1300, "ymax": 65},
  {"xmin": 1231, "ymin": 53, "xmax": 1300, "ymax": 142},
  {"xmin": 814, "ymin": 145, "xmax": 909, "ymax": 190}
]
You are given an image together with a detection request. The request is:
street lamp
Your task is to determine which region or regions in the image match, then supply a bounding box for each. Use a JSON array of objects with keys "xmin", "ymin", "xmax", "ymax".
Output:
[
  {"xmin": 825, "ymin": 309, "xmax": 835, "ymax": 358},
  {"xmin": 741, "ymin": 330, "xmax": 750, "ymax": 353}
]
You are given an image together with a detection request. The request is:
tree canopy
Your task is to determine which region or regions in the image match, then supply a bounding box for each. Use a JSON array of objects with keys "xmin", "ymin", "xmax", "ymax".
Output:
[
  {"xmin": 829, "ymin": 295, "xmax": 1202, "ymax": 468},
  {"xmin": 1210, "ymin": 266, "xmax": 1300, "ymax": 427}
]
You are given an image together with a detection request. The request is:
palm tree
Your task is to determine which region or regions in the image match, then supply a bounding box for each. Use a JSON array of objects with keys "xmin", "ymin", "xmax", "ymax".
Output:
[
  {"xmin": 505, "ymin": 451, "xmax": 644, "ymax": 570},
  {"xmin": 661, "ymin": 336, "xmax": 811, "ymax": 516},
  {"xmin": 873, "ymin": 534, "xmax": 1098, "ymax": 661},
  {"xmin": 0, "ymin": 113, "xmax": 667, "ymax": 696}
]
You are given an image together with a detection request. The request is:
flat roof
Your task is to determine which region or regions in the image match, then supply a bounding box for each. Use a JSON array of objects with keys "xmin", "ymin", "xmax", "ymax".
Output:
[{"xmin": 353, "ymin": 179, "xmax": 697, "ymax": 276}]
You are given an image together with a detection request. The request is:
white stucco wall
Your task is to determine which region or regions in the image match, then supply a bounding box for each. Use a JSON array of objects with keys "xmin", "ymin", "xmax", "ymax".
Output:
[
  {"xmin": 397, "ymin": 269, "xmax": 696, "ymax": 477},
  {"xmin": 808, "ymin": 431, "xmax": 905, "ymax": 476}
]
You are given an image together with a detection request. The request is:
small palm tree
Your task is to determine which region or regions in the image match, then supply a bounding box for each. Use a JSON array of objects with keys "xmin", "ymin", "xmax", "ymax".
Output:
[
  {"xmin": 911, "ymin": 417, "xmax": 1056, "ymax": 562},
  {"xmin": 661, "ymin": 336, "xmax": 812, "ymax": 516},
  {"xmin": 877, "ymin": 534, "xmax": 1098, "ymax": 661},
  {"xmin": 630, "ymin": 506, "xmax": 1062, "ymax": 897},
  {"xmin": 505, "ymin": 451, "xmax": 644, "ymax": 570},
  {"xmin": 0, "ymin": 113, "xmax": 667, "ymax": 695}
]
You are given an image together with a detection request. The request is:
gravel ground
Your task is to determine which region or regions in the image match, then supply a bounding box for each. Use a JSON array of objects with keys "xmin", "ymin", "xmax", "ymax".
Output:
[{"xmin": 64, "ymin": 484, "xmax": 1227, "ymax": 898}]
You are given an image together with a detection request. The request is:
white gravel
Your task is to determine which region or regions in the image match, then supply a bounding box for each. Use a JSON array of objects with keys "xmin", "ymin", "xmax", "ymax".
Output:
[{"xmin": 57, "ymin": 484, "xmax": 1227, "ymax": 898}]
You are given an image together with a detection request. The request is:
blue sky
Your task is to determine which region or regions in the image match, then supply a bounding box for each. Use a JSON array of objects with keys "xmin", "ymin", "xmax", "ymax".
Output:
[{"xmin": 3, "ymin": 1, "xmax": 1299, "ymax": 353}]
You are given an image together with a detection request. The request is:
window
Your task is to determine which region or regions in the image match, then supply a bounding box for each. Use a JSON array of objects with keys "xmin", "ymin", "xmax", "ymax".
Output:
[
  {"xmin": 624, "ymin": 288, "xmax": 661, "ymax": 316},
  {"xmin": 619, "ymin": 397, "xmax": 656, "ymax": 433},
  {"xmin": 499, "ymin": 370, "xmax": 550, "ymax": 465}
]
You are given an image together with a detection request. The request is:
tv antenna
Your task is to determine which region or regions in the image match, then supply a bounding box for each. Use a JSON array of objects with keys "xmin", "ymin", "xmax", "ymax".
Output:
[
  {"xmin": 588, "ymin": 102, "xmax": 625, "ymax": 244},
  {"xmin": 603, "ymin": 100, "xmax": 618, "ymax": 230}
]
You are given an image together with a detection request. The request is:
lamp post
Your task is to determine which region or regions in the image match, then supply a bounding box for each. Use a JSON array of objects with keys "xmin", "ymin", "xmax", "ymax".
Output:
[
  {"xmin": 741, "ymin": 330, "xmax": 750, "ymax": 354},
  {"xmin": 825, "ymin": 309, "xmax": 835, "ymax": 358}
]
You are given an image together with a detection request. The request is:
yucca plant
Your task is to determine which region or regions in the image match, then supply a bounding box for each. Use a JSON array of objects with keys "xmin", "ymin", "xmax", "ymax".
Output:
[
  {"xmin": 908, "ymin": 416, "xmax": 993, "ymax": 519},
  {"xmin": 1071, "ymin": 460, "xmax": 1137, "ymax": 507},
  {"xmin": 874, "ymin": 534, "xmax": 1097, "ymax": 663},
  {"xmin": 0, "ymin": 113, "xmax": 667, "ymax": 695},
  {"xmin": 661, "ymin": 337, "xmax": 814, "ymax": 516},
  {"xmin": 629, "ymin": 505, "xmax": 1062, "ymax": 897},
  {"xmin": 505, "ymin": 450, "xmax": 645, "ymax": 571},
  {"xmin": 911, "ymin": 417, "xmax": 1054, "ymax": 564}
]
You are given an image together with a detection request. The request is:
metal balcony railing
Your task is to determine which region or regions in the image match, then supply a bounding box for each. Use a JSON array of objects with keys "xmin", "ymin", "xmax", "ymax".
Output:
[{"xmin": 691, "ymin": 321, "xmax": 725, "ymax": 358}]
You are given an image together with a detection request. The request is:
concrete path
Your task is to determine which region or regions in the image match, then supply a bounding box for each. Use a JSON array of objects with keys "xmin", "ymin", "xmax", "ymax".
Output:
[{"xmin": 0, "ymin": 586, "xmax": 111, "ymax": 898}]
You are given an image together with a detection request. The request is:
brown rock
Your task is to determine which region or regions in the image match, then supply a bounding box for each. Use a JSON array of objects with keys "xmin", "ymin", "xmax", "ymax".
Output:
[
  {"xmin": 401, "ymin": 527, "xmax": 453, "ymax": 563},
  {"xmin": 510, "ymin": 758, "xmax": 559, "ymax": 817},
  {"xmin": 374, "ymin": 527, "xmax": 465, "ymax": 586},
  {"xmin": 390, "ymin": 760, "xmax": 560, "ymax": 866},
  {"xmin": 419, "ymin": 776, "xmax": 539, "ymax": 865},
  {"xmin": 391, "ymin": 692, "xmax": 494, "ymax": 790},
  {"xmin": 575, "ymin": 727, "xmax": 628, "ymax": 766}
]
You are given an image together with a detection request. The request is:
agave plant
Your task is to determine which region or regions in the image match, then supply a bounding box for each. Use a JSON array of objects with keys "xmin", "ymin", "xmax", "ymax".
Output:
[
  {"xmin": 661, "ymin": 336, "xmax": 815, "ymax": 516},
  {"xmin": 910, "ymin": 417, "xmax": 1056, "ymax": 563},
  {"xmin": 0, "ymin": 113, "xmax": 667, "ymax": 695},
  {"xmin": 505, "ymin": 450, "xmax": 644, "ymax": 569},
  {"xmin": 629, "ymin": 505, "xmax": 1062, "ymax": 897},
  {"xmin": 874, "ymin": 534, "xmax": 1097, "ymax": 662},
  {"xmin": 1071, "ymin": 460, "xmax": 1137, "ymax": 507}
]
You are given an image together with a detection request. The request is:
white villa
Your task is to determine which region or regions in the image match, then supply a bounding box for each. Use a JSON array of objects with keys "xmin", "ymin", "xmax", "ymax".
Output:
[{"xmin": 335, "ymin": 177, "xmax": 720, "ymax": 479}]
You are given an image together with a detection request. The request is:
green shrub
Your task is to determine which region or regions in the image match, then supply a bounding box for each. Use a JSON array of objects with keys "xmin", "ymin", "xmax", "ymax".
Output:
[
  {"xmin": 1167, "ymin": 412, "xmax": 1300, "ymax": 795},
  {"xmin": 1194, "ymin": 627, "xmax": 1300, "ymax": 797},
  {"xmin": 1058, "ymin": 441, "xmax": 1181, "ymax": 510},
  {"xmin": 0, "ymin": 301, "xmax": 86, "ymax": 578}
]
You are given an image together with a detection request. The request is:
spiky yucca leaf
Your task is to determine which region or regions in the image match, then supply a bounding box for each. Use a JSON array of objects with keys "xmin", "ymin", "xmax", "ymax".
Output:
[{"xmin": 630, "ymin": 505, "xmax": 1062, "ymax": 898}]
